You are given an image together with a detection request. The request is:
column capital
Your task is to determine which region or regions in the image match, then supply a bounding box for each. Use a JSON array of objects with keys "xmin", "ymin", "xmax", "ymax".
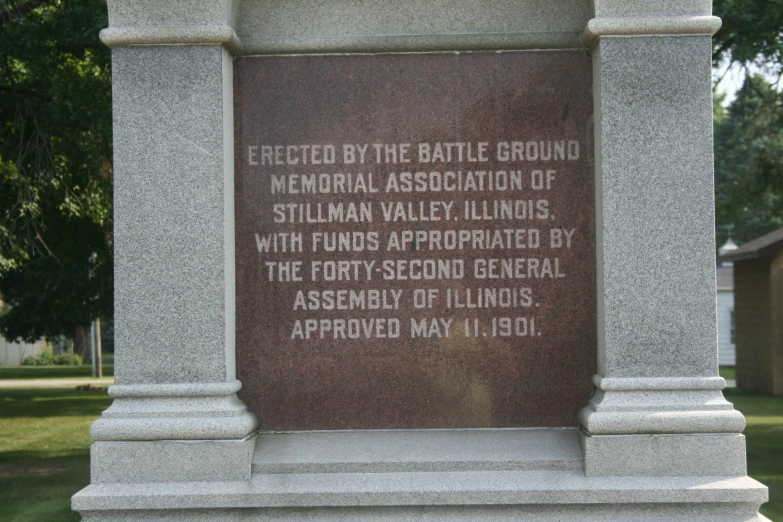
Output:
[
  {"xmin": 585, "ymin": 0, "xmax": 720, "ymax": 44},
  {"xmin": 100, "ymin": 0, "xmax": 240, "ymax": 51}
]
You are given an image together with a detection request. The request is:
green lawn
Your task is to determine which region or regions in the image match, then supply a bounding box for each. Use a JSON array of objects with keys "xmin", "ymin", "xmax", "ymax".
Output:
[
  {"xmin": 720, "ymin": 366, "xmax": 737, "ymax": 381},
  {"xmin": 0, "ymin": 353, "xmax": 114, "ymax": 379},
  {"xmin": 0, "ymin": 388, "xmax": 112, "ymax": 521},
  {"xmin": 724, "ymin": 388, "xmax": 783, "ymax": 521},
  {"xmin": 0, "ymin": 383, "xmax": 779, "ymax": 520}
]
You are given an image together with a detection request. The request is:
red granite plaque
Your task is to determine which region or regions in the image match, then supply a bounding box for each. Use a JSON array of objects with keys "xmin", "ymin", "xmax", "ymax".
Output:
[{"xmin": 234, "ymin": 52, "xmax": 596, "ymax": 431}]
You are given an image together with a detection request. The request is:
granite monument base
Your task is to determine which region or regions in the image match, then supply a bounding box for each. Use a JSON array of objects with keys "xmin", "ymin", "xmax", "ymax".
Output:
[{"xmin": 73, "ymin": 428, "xmax": 768, "ymax": 521}]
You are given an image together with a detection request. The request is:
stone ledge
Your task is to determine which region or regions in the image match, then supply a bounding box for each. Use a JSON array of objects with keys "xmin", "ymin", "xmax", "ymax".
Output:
[
  {"xmin": 595, "ymin": 375, "xmax": 726, "ymax": 391},
  {"xmin": 71, "ymin": 471, "xmax": 768, "ymax": 511},
  {"xmin": 76, "ymin": 504, "xmax": 773, "ymax": 521},
  {"xmin": 100, "ymin": 28, "xmax": 586, "ymax": 54},
  {"xmin": 108, "ymin": 380, "xmax": 243, "ymax": 397},
  {"xmin": 238, "ymin": 32, "xmax": 585, "ymax": 54},
  {"xmin": 580, "ymin": 408, "xmax": 746, "ymax": 434},
  {"xmin": 100, "ymin": 26, "xmax": 240, "ymax": 52},
  {"xmin": 585, "ymin": 15, "xmax": 722, "ymax": 42},
  {"xmin": 253, "ymin": 428, "xmax": 582, "ymax": 474}
]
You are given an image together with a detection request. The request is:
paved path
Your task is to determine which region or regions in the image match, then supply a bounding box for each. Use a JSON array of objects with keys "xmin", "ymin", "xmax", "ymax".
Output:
[{"xmin": 0, "ymin": 378, "xmax": 114, "ymax": 388}]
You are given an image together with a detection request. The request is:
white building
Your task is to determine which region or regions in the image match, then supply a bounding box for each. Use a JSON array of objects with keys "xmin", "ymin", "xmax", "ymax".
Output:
[
  {"xmin": 716, "ymin": 237, "xmax": 738, "ymax": 366},
  {"xmin": 0, "ymin": 337, "xmax": 45, "ymax": 366}
]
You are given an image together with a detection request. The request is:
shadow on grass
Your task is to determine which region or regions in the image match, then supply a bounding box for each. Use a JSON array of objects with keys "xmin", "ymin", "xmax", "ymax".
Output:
[
  {"xmin": 0, "ymin": 388, "xmax": 108, "ymax": 522},
  {"xmin": 0, "ymin": 388, "xmax": 112, "ymax": 418},
  {"xmin": 0, "ymin": 454, "xmax": 88, "ymax": 522}
]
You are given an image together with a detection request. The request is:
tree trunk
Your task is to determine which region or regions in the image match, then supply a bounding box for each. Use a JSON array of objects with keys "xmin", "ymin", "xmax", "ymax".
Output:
[{"xmin": 73, "ymin": 326, "xmax": 90, "ymax": 363}]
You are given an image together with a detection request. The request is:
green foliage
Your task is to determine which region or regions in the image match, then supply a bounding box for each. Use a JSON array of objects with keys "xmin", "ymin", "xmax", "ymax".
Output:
[
  {"xmin": 0, "ymin": 0, "xmax": 112, "ymax": 343},
  {"xmin": 0, "ymin": 351, "xmax": 112, "ymax": 378},
  {"xmin": 53, "ymin": 351, "xmax": 83, "ymax": 365},
  {"xmin": 714, "ymin": 74, "xmax": 783, "ymax": 246},
  {"xmin": 32, "ymin": 346, "xmax": 53, "ymax": 365},
  {"xmin": 714, "ymin": 0, "xmax": 783, "ymax": 71},
  {"xmin": 712, "ymin": 2, "xmax": 783, "ymax": 248},
  {"xmin": 20, "ymin": 346, "xmax": 82, "ymax": 366}
]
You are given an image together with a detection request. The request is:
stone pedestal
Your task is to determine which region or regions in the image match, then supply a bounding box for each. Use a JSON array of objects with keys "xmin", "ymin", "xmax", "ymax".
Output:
[{"xmin": 73, "ymin": 1, "xmax": 770, "ymax": 520}]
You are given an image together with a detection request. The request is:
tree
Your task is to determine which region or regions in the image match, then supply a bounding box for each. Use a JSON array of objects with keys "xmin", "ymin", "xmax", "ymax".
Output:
[
  {"xmin": 713, "ymin": 0, "xmax": 783, "ymax": 74},
  {"xmin": 0, "ymin": 0, "xmax": 112, "ymax": 355},
  {"xmin": 713, "ymin": 1, "xmax": 783, "ymax": 248},
  {"xmin": 714, "ymin": 74, "xmax": 783, "ymax": 246}
]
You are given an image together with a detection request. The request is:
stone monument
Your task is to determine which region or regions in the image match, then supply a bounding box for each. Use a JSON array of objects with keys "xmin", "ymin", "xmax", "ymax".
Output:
[{"xmin": 73, "ymin": 1, "xmax": 770, "ymax": 520}]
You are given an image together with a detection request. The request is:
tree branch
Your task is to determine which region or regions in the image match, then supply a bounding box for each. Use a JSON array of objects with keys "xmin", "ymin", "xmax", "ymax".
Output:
[
  {"xmin": 0, "ymin": 0, "xmax": 53, "ymax": 27},
  {"xmin": 0, "ymin": 85, "xmax": 52, "ymax": 102}
]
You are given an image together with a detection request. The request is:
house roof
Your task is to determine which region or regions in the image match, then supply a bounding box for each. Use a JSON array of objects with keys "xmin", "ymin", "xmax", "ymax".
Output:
[{"xmin": 720, "ymin": 226, "xmax": 783, "ymax": 262}]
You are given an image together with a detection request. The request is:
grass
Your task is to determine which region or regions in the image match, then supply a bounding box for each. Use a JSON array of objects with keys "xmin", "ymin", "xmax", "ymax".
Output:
[
  {"xmin": 0, "ymin": 387, "xmax": 112, "ymax": 521},
  {"xmin": 720, "ymin": 366, "xmax": 737, "ymax": 381},
  {"xmin": 0, "ymin": 353, "xmax": 114, "ymax": 379},
  {"xmin": 724, "ymin": 388, "xmax": 783, "ymax": 520},
  {"xmin": 0, "ymin": 380, "xmax": 779, "ymax": 520}
]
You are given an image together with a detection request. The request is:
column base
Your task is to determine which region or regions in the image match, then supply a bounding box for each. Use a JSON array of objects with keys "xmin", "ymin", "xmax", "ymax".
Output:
[
  {"xmin": 90, "ymin": 436, "xmax": 257, "ymax": 483},
  {"xmin": 579, "ymin": 375, "xmax": 746, "ymax": 434},
  {"xmin": 90, "ymin": 380, "xmax": 258, "ymax": 441},
  {"xmin": 580, "ymin": 431, "xmax": 747, "ymax": 476}
]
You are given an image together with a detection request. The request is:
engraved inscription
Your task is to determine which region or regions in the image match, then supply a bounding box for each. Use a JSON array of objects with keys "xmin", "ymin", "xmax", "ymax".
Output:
[{"xmin": 234, "ymin": 52, "xmax": 597, "ymax": 430}]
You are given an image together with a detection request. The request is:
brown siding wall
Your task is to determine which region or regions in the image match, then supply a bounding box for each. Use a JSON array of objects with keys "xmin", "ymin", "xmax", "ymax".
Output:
[
  {"xmin": 771, "ymin": 251, "xmax": 783, "ymax": 395},
  {"xmin": 734, "ymin": 258, "xmax": 773, "ymax": 393}
]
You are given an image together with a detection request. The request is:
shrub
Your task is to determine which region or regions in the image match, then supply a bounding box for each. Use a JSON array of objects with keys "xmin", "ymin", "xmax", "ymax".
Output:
[
  {"xmin": 37, "ymin": 347, "xmax": 55, "ymax": 366},
  {"xmin": 53, "ymin": 352, "xmax": 83, "ymax": 366},
  {"xmin": 19, "ymin": 346, "xmax": 83, "ymax": 366}
]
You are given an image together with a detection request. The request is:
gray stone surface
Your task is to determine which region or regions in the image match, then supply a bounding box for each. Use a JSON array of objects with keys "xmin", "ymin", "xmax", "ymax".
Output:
[
  {"xmin": 593, "ymin": 35, "xmax": 718, "ymax": 379},
  {"xmin": 112, "ymin": 45, "xmax": 234, "ymax": 386},
  {"xmin": 580, "ymin": 408, "xmax": 745, "ymax": 434},
  {"xmin": 580, "ymin": 375, "xmax": 745, "ymax": 434},
  {"xmin": 596, "ymin": 376, "xmax": 727, "ymax": 390},
  {"xmin": 100, "ymin": 26, "xmax": 240, "ymax": 50},
  {"xmin": 100, "ymin": 0, "xmax": 726, "ymax": 54},
  {"xmin": 235, "ymin": 0, "xmax": 590, "ymax": 53},
  {"xmin": 72, "ymin": 471, "xmax": 767, "ymax": 510},
  {"xmin": 581, "ymin": 432, "xmax": 747, "ymax": 476},
  {"xmin": 585, "ymin": 15, "xmax": 721, "ymax": 41},
  {"xmin": 100, "ymin": 0, "xmax": 592, "ymax": 53},
  {"xmin": 91, "ymin": 436, "xmax": 256, "ymax": 483},
  {"xmin": 253, "ymin": 429, "xmax": 582, "ymax": 474},
  {"xmin": 90, "ymin": 381, "xmax": 256, "ymax": 441},
  {"xmin": 106, "ymin": 0, "xmax": 234, "ymax": 27},
  {"xmin": 106, "ymin": 43, "xmax": 257, "ymax": 445},
  {"xmin": 78, "ymin": 504, "xmax": 772, "ymax": 522},
  {"xmin": 591, "ymin": 0, "xmax": 713, "ymax": 17}
]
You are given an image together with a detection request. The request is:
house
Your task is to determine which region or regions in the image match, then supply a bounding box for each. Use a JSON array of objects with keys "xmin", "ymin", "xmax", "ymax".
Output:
[
  {"xmin": 0, "ymin": 336, "xmax": 45, "ymax": 366},
  {"xmin": 717, "ymin": 237, "xmax": 738, "ymax": 366},
  {"xmin": 721, "ymin": 226, "xmax": 783, "ymax": 396}
]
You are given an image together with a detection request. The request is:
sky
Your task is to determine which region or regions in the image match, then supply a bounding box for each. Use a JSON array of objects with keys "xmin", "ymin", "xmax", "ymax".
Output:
[{"xmin": 714, "ymin": 60, "xmax": 782, "ymax": 106}]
